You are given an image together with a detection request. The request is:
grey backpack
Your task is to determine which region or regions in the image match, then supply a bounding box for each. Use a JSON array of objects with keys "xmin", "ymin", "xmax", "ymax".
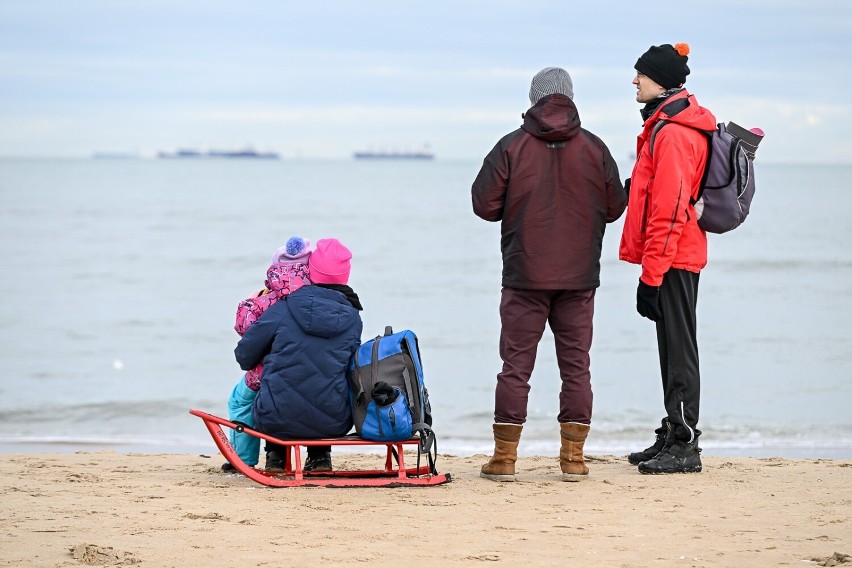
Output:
[{"xmin": 650, "ymin": 120, "xmax": 764, "ymax": 234}]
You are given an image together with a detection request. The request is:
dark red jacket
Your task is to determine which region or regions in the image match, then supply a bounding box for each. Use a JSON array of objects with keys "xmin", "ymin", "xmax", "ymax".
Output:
[
  {"xmin": 472, "ymin": 94, "xmax": 626, "ymax": 290},
  {"xmin": 619, "ymin": 90, "xmax": 716, "ymax": 286}
]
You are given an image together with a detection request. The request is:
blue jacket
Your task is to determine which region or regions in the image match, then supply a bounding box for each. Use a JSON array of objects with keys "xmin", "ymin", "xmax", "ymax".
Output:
[{"xmin": 234, "ymin": 285, "xmax": 362, "ymax": 439}]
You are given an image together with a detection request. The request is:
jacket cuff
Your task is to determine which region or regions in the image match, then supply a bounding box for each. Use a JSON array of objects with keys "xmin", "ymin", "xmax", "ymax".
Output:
[{"xmin": 640, "ymin": 270, "xmax": 663, "ymax": 288}]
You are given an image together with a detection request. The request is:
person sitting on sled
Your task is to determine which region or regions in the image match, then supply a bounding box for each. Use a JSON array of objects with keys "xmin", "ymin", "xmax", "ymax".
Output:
[
  {"xmin": 234, "ymin": 238, "xmax": 363, "ymax": 472},
  {"xmin": 222, "ymin": 236, "xmax": 312, "ymax": 471}
]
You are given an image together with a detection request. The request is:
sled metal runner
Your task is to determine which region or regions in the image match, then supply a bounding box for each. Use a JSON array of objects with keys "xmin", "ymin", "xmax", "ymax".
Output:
[{"xmin": 190, "ymin": 409, "xmax": 451, "ymax": 487}]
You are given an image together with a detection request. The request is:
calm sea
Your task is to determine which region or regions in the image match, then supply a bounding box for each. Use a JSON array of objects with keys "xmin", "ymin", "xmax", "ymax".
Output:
[{"xmin": 0, "ymin": 158, "xmax": 850, "ymax": 459}]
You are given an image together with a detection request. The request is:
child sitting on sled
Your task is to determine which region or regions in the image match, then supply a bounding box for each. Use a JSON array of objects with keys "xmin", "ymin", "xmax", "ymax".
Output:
[
  {"xmin": 234, "ymin": 238, "xmax": 363, "ymax": 473},
  {"xmin": 222, "ymin": 236, "xmax": 311, "ymax": 471}
]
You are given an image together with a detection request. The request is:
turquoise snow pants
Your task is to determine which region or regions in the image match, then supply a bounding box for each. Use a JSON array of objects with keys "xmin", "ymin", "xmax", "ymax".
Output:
[{"xmin": 227, "ymin": 377, "xmax": 260, "ymax": 466}]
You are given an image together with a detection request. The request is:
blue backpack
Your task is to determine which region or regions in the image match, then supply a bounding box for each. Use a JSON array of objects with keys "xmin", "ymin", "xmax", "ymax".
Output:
[
  {"xmin": 351, "ymin": 327, "xmax": 436, "ymax": 468},
  {"xmin": 650, "ymin": 120, "xmax": 764, "ymax": 234},
  {"xmin": 360, "ymin": 382, "xmax": 413, "ymax": 442}
]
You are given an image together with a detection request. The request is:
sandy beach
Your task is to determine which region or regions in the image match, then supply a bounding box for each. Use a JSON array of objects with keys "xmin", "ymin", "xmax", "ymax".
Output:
[{"xmin": 0, "ymin": 451, "xmax": 849, "ymax": 567}]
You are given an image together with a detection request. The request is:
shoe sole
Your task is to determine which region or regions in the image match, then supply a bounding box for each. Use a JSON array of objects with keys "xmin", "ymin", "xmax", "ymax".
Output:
[
  {"xmin": 638, "ymin": 465, "xmax": 702, "ymax": 474},
  {"xmin": 480, "ymin": 472, "xmax": 516, "ymax": 482},
  {"xmin": 627, "ymin": 456, "xmax": 655, "ymax": 465},
  {"xmin": 561, "ymin": 473, "xmax": 588, "ymax": 482}
]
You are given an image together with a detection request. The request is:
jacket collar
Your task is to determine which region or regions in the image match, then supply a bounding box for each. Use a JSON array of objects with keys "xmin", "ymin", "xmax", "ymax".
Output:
[{"xmin": 641, "ymin": 88, "xmax": 687, "ymax": 123}]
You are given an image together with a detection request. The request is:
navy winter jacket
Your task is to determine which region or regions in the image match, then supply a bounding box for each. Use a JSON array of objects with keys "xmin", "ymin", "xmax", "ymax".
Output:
[{"xmin": 234, "ymin": 285, "xmax": 362, "ymax": 439}]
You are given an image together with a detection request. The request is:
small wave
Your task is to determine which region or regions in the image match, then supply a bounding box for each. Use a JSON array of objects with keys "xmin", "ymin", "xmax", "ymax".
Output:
[
  {"xmin": 1, "ymin": 399, "xmax": 850, "ymax": 459},
  {"xmin": 0, "ymin": 434, "xmax": 213, "ymax": 455}
]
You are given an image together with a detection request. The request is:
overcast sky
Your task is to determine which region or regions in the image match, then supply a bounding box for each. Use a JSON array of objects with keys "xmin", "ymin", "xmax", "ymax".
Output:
[{"xmin": 1, "ymin": 0, "xmax": 850, "ymax": 163}]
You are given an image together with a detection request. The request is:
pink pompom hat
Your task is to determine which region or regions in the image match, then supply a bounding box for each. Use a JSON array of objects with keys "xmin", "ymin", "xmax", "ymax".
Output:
[{"xmin": 270, "ymin": 236, "xmax": 311, "ymax": 265}]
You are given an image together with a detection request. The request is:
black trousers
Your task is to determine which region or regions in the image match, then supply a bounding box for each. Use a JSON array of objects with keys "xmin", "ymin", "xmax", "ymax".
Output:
[
  {"xmin": 655, "ymin": 268, "xmax": 701, "ymax": 444},
  {"xmin": 266, "ymin": 443, "xmax": 331, "ymax": 458}
]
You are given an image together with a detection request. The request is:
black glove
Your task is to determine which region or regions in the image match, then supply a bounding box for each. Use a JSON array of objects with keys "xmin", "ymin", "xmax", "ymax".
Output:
[
  {"xmin": 624, "ymin": 177, "xmax": 631, "ymax": 198},
  {"xmin": 636, "ymin": 280, "xmax": 662, "ymax": 322}
]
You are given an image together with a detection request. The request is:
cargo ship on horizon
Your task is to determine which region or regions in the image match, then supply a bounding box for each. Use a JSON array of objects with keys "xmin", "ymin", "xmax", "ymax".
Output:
[
  {"xmin": 157, "ymin": 147, "xmax": 280, "ymax": 159},
  {"xmin": 353, "ymin": 146, "xmax": 434, "ymax": 160}
]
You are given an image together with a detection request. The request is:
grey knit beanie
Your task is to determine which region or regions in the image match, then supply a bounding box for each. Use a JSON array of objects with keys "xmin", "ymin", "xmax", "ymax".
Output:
[{"xmin": 529, "ymin": 67, "xmax": 574, "ymax": 105}]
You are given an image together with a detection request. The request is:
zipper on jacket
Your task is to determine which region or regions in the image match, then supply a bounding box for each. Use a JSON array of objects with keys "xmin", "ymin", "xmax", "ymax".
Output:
[
  {"xmin": 662, "ymin": 182, "xmax": 683, "ymax": 254},
  {"xmin": 640, "ymin": 180, "xmax": 652, "ymax": 234}
]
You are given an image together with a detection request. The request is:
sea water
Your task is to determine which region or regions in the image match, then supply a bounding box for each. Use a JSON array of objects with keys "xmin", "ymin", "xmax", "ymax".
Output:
[{"xmin": 0, "ymin": 158, "xmax": 850, "ymax": 458}]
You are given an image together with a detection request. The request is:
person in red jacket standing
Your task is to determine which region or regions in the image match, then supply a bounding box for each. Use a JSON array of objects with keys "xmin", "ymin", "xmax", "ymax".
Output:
[
  {"xmin": 473, "ymin": 67, "xmax": 626, "ymax": 482},
  {"xmin": 619, "ymin": 43, "xmax": 717, "ymax": 474}
]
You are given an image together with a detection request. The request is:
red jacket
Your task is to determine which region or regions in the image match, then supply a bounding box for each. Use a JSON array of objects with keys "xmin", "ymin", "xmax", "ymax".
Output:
[
  {"xmin": 619, "ymin": 90, "xmax": 716, "ymax": 286},
  {"xmin": 472, "ymin": 94, "xmax": 626, "ymax": 290}
]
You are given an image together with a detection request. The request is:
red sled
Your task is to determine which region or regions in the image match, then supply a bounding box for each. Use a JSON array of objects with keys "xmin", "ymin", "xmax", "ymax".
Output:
[{"xmin": 190, "ymin": 409, "xmax": 452, "ymax": 487}]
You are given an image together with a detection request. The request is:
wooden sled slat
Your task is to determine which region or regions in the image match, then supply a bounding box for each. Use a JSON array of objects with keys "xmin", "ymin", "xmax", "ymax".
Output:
[{"xmin": 190, "ymin": 409, "xmax": 451, "ymax": 487}]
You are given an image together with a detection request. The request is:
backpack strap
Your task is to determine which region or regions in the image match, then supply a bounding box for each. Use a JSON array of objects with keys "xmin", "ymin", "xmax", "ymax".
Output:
[
  {"xmin": 352, "ymin": 335, "xmax": 382, "ymax": 405},
  {"xmin": 381, "ymin": 414, "xmax": 436, "ymax": 475},
  {"xmin": 401, "ymin": 365, "xmax": 418, "ymax": 420},
  {"xmin": 401, "ymin": 356, "xmax": 437, "ymax": 473},
  {"xmin": 369, "ymin": 334, "xmax": 380, "ymax": 381},
  {"xmin": 351, "ymin": 349, "xmax": 366, "ymax": 404},
  {"xmin": 647, "ymin": 119, "xmax": 667, "ymax": 158},
  {"xmin": 366, "ymin": 335, "xmax": 381, "ymax": 404},
  {"xmin": 386, "ymin": 426, "xmax": 438, "ymax": 476},
  {"xmin": 647, "ymin": 119, "xmax": 714, "ymax": 205},
  {"xmin": 413, "ymin": 424, "xmax": 438, "ymax": 475}
]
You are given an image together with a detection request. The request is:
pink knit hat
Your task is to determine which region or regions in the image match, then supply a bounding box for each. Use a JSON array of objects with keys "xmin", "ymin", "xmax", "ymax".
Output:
[{"xmin": 309, "ymin": 238, "xmax": 352, "ymax": 285}]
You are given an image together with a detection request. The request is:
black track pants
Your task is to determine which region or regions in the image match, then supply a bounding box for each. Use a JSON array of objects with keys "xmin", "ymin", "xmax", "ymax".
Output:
[{"xmin": 655, "ymin": 268, "xmax": 701, "ymax": 443}]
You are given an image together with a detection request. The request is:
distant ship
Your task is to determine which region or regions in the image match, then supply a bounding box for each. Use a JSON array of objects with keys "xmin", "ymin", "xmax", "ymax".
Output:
[
  {"xmin": 157, "ymin": 148, "xmax": 280, "ymax": 159},
  {"xmin": 207, "ymin": 149, "xmax": 280, "ymax": 159},
  {"xmin": 353, "ymin": 147, "xmax": 434, "ymax": 160}
]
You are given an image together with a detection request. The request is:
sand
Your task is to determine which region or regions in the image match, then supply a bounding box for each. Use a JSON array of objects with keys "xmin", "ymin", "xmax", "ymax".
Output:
[{"xmin": 0, "ymin": 451, "xmax": 849, "ymax": 567}]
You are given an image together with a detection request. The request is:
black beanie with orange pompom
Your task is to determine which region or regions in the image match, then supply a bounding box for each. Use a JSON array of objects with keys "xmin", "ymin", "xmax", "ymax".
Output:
[{"xmin": 635, "ymin": 43, "xmax": 691, "ymax": 89}]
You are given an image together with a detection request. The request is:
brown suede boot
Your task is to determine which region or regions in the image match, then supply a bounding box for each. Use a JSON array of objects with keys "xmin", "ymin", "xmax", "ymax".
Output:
[
  {"xmin": 560, "ymin": 422, "xmax": 590, "ymax": 482},
  {"xmin": 480, "ymin": 423, "xmax": 523, "ymax": 482}
]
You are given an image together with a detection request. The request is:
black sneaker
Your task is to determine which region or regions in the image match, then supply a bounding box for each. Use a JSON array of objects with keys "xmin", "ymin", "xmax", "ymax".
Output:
[
  {"xmin": 264, "ymin": 450, "xmax": 286, "ymax": 472},
  {"xmin": 304, "ymin": 452, "xmax": 332, "ymax": 472},
  {"xmin": 627, "ymin": 437, "xmax": 667, "ymax": 465},
  {"xmin": 221, "ymin": 462, "xmax": 236, "ymax": 472},
  {"xmin": 638, "ymin": 441, "xmax": 702, "ymax": 474}
]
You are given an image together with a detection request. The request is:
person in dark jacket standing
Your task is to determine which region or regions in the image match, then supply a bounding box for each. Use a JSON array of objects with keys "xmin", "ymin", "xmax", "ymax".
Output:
[
  {"xmin": 472, "ymin": 67, "xmax": 626, "ymax": 482},
  {"xmin": 619, "ymin": 43, "xmax": 716, "ymax": 474},
  {"xmin": 235, "ymin": 238, "xmax": 363, "ymax": 472}
]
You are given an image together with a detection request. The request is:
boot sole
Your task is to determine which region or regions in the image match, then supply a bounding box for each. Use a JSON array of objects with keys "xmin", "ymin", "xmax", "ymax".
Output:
[
  {"xmin": 627, "ymin": 456, "xmax": 656, "ymax": 465},
  {"xmin": 561, "ymin": 473, "xmax": 588, "ymax": 482},
  {"xmin": 480, "ymin": 472, "xmax": 516, "ymax": 482},
  {"xmin": 638, "ymin": 465, "xmax": 702, "ymax": 474}
]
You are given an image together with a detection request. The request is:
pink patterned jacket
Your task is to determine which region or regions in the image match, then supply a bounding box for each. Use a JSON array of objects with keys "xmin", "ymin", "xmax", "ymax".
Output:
[{"xmin": 235, "ymin": 262, "xmax": 311, "ymax": 390}]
